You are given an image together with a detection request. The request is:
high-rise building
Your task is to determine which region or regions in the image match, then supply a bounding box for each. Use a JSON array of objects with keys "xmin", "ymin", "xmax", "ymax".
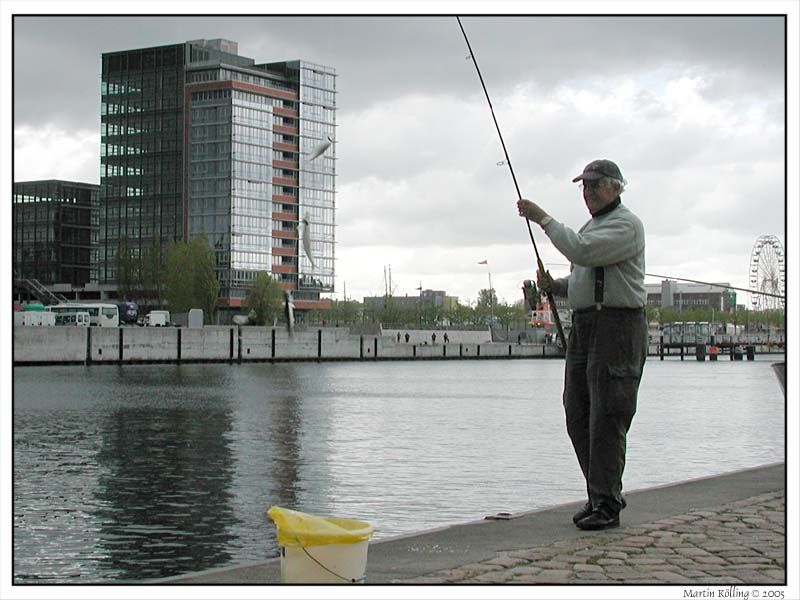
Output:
[
  {"xmin": 13, "ymin": 180, "xmax": 99, "ymax": 289},
  {"xmin": 100, "ymin": 39, "xmax": 336, "ymax": 314}
]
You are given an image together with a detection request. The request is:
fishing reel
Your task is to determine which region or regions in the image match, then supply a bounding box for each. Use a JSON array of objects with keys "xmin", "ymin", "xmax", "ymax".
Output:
[{"xmin": 522, "ymin": 279, "xmax": 541, "ymax": 311}]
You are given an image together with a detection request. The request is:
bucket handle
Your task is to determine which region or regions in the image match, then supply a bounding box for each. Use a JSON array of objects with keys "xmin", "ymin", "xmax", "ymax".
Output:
[{"xmin": 287, "ymin": 540, "xmax": 366, "ymax": 583}]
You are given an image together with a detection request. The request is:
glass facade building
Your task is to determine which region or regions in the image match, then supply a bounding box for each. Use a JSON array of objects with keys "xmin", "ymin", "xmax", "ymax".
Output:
[
  {"xmin": 13, "ymin": 180, "xmax": 99, "ymax": 287},
  {"xmin": 100, "ymin": 42, "xmax": 185, "ymax": 286},
  {"xmin": 100, "ymin": 39, "xmax": 336, "ymax": 311}
]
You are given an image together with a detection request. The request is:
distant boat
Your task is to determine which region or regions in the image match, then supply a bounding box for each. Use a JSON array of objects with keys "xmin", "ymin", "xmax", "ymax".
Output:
[{"xmin": 771, "ymin": 362, "xmax": 785, "ymax": 398}]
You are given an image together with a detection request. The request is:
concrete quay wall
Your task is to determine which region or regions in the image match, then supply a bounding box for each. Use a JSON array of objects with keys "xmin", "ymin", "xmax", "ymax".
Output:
[
  {"xmin": 13, "ymin": 326, "xmax": 563, "ymax": 365},
  {"xmin": 13, "ymin": 326, "xmax": 88, "ymax": 363}
]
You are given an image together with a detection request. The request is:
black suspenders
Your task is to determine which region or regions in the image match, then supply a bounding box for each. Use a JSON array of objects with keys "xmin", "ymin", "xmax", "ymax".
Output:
[{"xmin": 594, "ymin": 267, "xmax": 605, "ymax": 310}]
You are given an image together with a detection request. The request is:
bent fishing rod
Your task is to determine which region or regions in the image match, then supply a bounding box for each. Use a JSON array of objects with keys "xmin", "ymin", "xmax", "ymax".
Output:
[{"xmin": 457, "ymin": 16, "xmax": 568, "ymax": 350}]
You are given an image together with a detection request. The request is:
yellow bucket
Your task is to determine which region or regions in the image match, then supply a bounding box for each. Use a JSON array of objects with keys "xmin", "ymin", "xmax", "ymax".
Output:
[{"xmin": 267, "ymin": 506, "xmax": 374, "ymax": 583}]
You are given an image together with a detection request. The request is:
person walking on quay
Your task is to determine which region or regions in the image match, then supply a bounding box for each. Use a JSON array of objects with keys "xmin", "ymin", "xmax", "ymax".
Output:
[
  {"xmin": 517, "ymin": 159, "xmax": 647, "ymax": 531},
  {"xmin": 397, "ymin": 331, "xmax": 401, "ymax": 343},
  {"xmin": 443, "ymin": 332, "xmax": 449, "ymax": 344},
  {"xmin": 405, "ymin": 332, "xmax": 410, "ymax": 343},
  {"xmin": 431, "ymin": 332, "xmax": 437, "ymax": 344}
]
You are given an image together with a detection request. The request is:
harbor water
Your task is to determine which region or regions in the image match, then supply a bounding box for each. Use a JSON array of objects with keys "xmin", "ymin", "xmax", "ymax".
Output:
[{"xmin": 13, "ymin": 356, "xmax": 785, "ymax": 583}]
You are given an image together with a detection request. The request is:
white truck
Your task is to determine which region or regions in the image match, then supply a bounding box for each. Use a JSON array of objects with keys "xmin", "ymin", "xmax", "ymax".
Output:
[
  {"xmin": 14, "ymin": 311, "xmax": 56, "ymax": 327},
  {"xmin": 144, "ymin": 310, "xmax": 170, "ymax": 327}
]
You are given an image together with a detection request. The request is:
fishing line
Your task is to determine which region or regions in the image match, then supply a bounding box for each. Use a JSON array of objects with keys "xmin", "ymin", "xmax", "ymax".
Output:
[
  {"xmin": 543, "ymin": 264, "xmax": 784, "ymax": 300},
  {"xmin": 644, "ymin": 274, "xmax": 785, "ymax": 300},
  {"xmin": 456, "ymin": 16, "xmax": 568, "ymax": 350}
]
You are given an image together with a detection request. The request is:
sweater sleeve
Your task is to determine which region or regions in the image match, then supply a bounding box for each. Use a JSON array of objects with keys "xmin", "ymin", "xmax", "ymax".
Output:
[
  {"xmin": 552, "ymin": 276, "xmax": 569, "ymax": 297},
  {"xmin": 543, "ymin": 218, "xmax": 640, "ymax": 267}
]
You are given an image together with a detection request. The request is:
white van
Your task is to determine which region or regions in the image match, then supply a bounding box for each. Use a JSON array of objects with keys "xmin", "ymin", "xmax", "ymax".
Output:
[
  {"xmin": 145, "ymin": 310, "xmax": 170, "ymax": 327},
  {"xmin": 54, "ymin": 311, "xmax": 90, "ymax": 327}
]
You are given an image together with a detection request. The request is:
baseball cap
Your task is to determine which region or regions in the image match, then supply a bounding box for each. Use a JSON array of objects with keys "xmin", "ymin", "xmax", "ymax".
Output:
[{"xmin": 572, "ymin": 159, "xmax": 624, "ymax": 183}]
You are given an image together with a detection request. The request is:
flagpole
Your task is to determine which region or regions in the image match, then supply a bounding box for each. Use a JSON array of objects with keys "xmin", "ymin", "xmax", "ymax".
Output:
[
  {"xmin": 478, "ymin": 260, "xmax": 494, "ymax": 326},
  {"xmin": 488, "ymin": 269, "xmax": 494, "ymax": 326}
]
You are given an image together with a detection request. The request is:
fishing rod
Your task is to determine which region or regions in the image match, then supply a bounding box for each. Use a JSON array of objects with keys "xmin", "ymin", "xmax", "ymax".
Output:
[{"xmin": 456, "ymin": 17, "xmax": 568, "ymax": 351}]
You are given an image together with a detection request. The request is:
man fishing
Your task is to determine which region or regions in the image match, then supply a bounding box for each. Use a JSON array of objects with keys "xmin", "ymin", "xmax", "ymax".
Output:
[{"xmin": 517, "ymin": 159, "xmax": 648, "ymax": 531}]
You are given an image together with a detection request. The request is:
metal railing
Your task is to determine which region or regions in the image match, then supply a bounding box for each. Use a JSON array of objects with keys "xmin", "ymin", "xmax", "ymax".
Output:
[{"xmin": 13, "ymin": 271, "xmax": 69, "ymax": 305}]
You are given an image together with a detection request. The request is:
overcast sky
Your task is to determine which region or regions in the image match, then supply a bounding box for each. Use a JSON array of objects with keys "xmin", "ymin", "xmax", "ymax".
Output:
[{"xmin": 5, "ymin": 9, "xmax": 794, "ymax": 308}]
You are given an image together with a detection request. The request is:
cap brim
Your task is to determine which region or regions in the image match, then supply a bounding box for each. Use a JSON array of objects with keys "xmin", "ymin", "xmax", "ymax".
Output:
[{"xmin": 572, "ymin": 171, "xmax": 603, "ymax": 183}]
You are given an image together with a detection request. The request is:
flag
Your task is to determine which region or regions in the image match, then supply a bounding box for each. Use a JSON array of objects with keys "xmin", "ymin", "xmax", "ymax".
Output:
[{"xmin": 478, "ymin": 260, "xmax": 488, "ymax": 265}]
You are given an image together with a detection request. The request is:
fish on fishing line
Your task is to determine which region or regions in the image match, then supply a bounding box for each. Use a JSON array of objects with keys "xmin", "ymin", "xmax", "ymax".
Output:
[
  {"xmin": 300, "ymin": 217, "xmax": 315, "ymax": 268},
  {"xmin": 283, "ymin": 290, "xmax": 295, "ymax": 336},
  {"xmin": 307, "ymin": 136, "xmax": 334, "ymax": 162}
]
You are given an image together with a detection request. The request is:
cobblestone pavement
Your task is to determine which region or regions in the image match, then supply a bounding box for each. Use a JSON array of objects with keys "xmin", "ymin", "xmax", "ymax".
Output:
[{"xmin": 396, "ymin": 491, "xmax": 785, "ymax": 585}]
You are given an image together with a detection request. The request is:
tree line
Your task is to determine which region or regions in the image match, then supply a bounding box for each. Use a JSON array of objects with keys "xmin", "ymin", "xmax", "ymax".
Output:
[
  {"xmin": 308, "ymin": 289, "xmax": 530, "ymax": 329},
  {"xmin": 114, "ymin": 235, "xmax": 284, "ymax": 325},
  {"xmin": 116, "ymin": 239, "xmax": 784, "ymax": 331}
]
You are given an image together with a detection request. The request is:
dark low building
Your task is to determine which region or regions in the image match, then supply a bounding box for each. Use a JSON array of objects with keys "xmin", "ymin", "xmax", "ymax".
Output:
[
  {"xmin": 13, "ymin": 180, "xmax": 99, "ymax": 289},
  {"xmin": 645, "ymin": 281, "xmax": 736, "ymax": 312}
]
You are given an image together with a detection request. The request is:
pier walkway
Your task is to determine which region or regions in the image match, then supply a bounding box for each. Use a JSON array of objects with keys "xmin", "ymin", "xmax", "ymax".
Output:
[{"xmin": 160, "ymin": 463, "xmax": 788, "ymax": 589}]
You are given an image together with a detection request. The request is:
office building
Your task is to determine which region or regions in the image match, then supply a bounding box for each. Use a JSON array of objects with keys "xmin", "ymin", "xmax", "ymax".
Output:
[
  {"xmin": 13, "ymin": 180, "xmax": 99, "ymax": 299},
  {"xmin": 363, "ymin": 290, "xmax": 459, "ymax": 313},
  {"xmin": 100, "ymin": 39, "xmax": 335, "ymax": 314}
]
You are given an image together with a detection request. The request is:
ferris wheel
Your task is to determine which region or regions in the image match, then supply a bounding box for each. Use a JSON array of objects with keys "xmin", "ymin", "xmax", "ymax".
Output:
[{"xmin": 748, "ymin": 235, "xmax": 785, "ymax": 310}]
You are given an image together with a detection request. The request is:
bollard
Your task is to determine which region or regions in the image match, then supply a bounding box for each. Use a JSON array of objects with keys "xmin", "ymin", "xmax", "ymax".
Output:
[
  {"xmin": 746, "ymin": 345, "xmax": 755, "ymax": 361},
  {"xmin": 695, "ymin": 345, "xmax": 706, "ymax": 361}
]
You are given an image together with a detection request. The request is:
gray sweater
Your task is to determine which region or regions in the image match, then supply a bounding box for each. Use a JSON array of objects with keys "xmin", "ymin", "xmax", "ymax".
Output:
[{"xmin": 543, "ymin": 202, "xmax": 647, "ymax": 310}]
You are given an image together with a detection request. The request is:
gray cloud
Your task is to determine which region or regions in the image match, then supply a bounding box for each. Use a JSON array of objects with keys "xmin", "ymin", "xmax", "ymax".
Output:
[{"xmin": 13, "ymin": 15, "xmax": 785, "ymax": 127}]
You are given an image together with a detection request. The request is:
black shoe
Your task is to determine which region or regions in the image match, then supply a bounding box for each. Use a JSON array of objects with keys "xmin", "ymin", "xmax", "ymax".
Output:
[
  {"xmin": 576, "ymin": 510, "xmax": 620, "ymax": 531},
  {"xmin": 572, "ymin": 502, "xmax": 593, "ymax": 525}
]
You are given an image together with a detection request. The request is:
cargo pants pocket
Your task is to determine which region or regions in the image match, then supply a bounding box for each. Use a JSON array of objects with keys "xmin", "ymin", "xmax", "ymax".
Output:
[{"xmin": 603, "ymin": 364, "xmax": 642, "ymax": 416}]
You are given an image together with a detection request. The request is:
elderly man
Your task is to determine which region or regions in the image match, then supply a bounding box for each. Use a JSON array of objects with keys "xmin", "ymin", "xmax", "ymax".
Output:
[{"xmin": 517, "ymin": 159, "xmax": 647, "ymax": 531}]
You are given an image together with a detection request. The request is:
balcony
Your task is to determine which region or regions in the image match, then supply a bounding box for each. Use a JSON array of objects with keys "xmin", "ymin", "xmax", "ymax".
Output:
[
  {"xmin": 273, "ymin": 142, "xmax": 299, "ymax": 152},
  {"xmin": 272, "ymin": 264, "xmax": 297, "ymax": 274},
  {"xmin": 274, "ymin": 107, "xmax": 298, "ymax": 118},
  {"xmin": 293, "ymin": 299, "xmax": 332, "ymax": 311},
  {"xmin": 274, "ymin": 125, "xmax": 299, "ymax": 136},
  {"xmin": 273, "ymin": 159, "xmax": 299, "ymax": 170},
  {"xmin": 272, "ymin": 211, "xmax": 298, "ymax": 222}
]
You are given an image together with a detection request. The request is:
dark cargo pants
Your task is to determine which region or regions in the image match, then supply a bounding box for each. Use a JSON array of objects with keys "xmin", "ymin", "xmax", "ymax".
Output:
[{"xmin": 564, "ymin": 307, "xmax": 648, "ymax": 516}]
